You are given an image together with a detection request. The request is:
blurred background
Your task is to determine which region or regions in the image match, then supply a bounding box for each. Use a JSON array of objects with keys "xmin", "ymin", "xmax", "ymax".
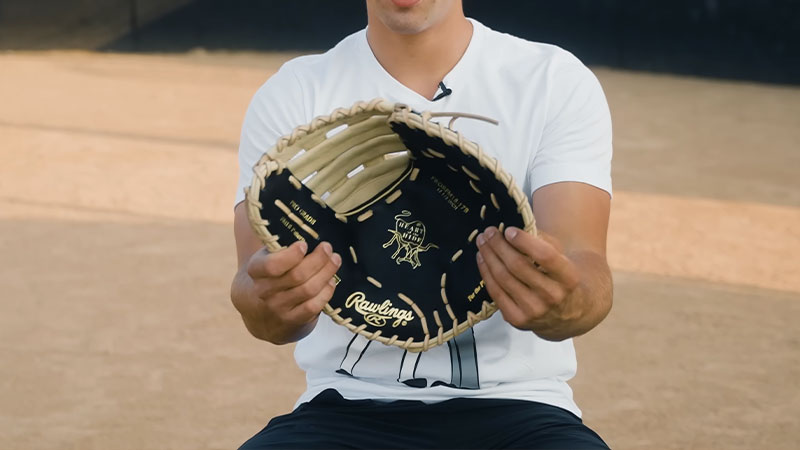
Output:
[
  {"xmin": 1, "ymin": 0, "xmax": 798, "ymax": 83},
  {"xmin": 0, "ymin": 1, "xmax": 798, "ymax": 449}
]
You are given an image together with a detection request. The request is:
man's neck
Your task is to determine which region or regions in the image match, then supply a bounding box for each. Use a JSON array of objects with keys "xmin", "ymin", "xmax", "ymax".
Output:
[{"xmin": 366, "ymin": 14, "xmax": 473, "ymax": 100}]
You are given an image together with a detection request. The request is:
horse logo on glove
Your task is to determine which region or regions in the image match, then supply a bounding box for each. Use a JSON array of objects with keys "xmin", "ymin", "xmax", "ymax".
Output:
[{"xmin": 383, "ymin": 210, "xmax": 439, "ymax": 269}]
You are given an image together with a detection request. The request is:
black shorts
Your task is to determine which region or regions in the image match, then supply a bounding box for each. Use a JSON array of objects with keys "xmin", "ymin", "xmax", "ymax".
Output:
[{"xmin": 240, "ymin": 389, "xmax": 608, "ymax": 449}]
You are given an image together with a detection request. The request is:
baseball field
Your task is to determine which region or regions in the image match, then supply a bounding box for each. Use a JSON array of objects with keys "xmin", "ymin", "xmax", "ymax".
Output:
[{"xmin": 0, "ymin": 50, "xmax": 798, "ymax": 449}]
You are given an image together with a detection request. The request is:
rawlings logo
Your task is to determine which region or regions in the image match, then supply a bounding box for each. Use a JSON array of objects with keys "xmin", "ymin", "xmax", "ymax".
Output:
[
  {"xmin": 382, "ymin": 210, "xmax": 438, "ymax": 269},
  {"xmin": 345, "ymin": 292, "xmax": 414, "ymax": 328}
]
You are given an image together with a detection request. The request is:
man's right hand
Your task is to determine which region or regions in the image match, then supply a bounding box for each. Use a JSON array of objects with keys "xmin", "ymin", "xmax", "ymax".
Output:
[{"xmin": 232, "ymin": 232, "xmax": 342, "ymax": 344}]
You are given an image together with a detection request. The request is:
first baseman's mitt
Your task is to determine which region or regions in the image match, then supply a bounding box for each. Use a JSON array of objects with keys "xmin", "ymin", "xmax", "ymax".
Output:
[{"xmin": 246, "ymin": 99, "xmax": 536, "ymax": 352}]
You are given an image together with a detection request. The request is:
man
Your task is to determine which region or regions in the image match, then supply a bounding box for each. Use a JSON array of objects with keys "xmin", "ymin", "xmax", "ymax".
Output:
[{"xmin": 231, "ymin": 0, "xmax": 613, "ymax": 448}]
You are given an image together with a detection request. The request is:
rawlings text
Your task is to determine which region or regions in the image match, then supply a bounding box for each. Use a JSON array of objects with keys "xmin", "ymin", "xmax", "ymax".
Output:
[{"xmin": 345, "ymin": 292, "xmax": 414, "ymax": 328}]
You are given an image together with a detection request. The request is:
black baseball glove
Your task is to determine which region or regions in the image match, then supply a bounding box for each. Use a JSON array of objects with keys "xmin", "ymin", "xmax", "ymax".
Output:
[{"xmin": 246, "ymin": 99, "xmax": 536, "ymax": 352}]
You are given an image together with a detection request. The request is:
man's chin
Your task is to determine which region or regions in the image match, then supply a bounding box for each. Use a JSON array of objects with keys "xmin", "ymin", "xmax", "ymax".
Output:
[
  {"xmin": 369, "ymin": 0, "xmax": 446, "ymax": 35},
  {"xmin": 379, "ymin": 16, "xmax": 430, "ymax": 35}
]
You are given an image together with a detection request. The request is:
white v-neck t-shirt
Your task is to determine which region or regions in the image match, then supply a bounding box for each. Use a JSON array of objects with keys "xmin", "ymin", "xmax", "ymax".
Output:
[{"xmin": 235, "ymin": 19, "xmax": 612, "ymax": 417}]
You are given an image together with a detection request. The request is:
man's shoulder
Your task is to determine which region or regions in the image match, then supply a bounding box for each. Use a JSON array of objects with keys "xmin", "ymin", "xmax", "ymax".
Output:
[
  {"xmin": 476, "ymin": 20, "xmax": 587, "ymax": 74},
  {"xmin": 278, "ymin": 28, "xmax": 365, "ymax": 76}
]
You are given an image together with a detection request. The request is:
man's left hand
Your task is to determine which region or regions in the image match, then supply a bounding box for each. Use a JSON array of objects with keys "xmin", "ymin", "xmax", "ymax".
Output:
[{"xmin": 476, "ymin": 226, "xmax": 584, "ymax": 340}]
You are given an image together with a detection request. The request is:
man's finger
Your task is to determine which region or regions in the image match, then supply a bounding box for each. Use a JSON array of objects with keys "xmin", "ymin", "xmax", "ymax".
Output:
[
  {"xmin": 481, "ymin": 227, "xmax": 554, "ymax": 293},
  {"xmin": 535, "ymin": 230, "xmax": 564, "ymax": 254},
  {"xmin": 503, "ymin": 227, "xmax": 577, "ymax": 287},
  {"xmin": 478, "ymin": 230, "xmax": 554, "ymax": 314},
  {"xmin": 278, "ymin": 242, "xmax": 338, "ymax": 290},
  {"xmin": 286, "ymin": 254, "xmax": 341, "ymax": 318},
  {"xmin": 247, "ymin": 240, "xmax": 308, "ymax": 279},
  {"xmin": 476, "ymin": 251, "xmax": 532, "ymax": 329}
]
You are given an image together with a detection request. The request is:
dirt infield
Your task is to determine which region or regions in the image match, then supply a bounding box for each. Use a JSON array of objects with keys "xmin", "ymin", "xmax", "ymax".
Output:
[{"xmin": 1, "ymin": 51, "xmax": 798, "ymax": 449}]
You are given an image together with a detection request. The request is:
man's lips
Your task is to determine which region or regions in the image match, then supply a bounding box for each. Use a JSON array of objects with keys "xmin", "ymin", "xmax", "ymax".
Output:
[{"xmin": 391, "ymin": 0, "xmax": 421, "ymax": 8}]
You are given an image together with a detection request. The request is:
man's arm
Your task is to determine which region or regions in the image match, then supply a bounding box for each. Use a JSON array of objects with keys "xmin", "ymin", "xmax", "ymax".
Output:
[
  {"xmin": 230, "ymin": 202, "xmax": 342, "ymax": 344},
  {"xmin": 475, "ymin": 181, "xmax": 612, "ymax": 341}
]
